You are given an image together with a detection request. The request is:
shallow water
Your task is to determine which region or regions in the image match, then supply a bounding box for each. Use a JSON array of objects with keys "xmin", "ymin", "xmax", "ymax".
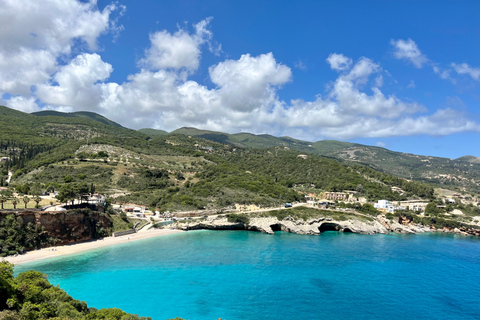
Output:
[{"xmin": 15, "ymin": 231, "xmax": 480, "ymax": 320}]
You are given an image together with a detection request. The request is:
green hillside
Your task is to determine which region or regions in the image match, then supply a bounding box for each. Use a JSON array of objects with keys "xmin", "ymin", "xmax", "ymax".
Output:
[
  {"xmin": 0, "ymin": 106, "xmax": 146, "ymax": 144},
  {"xmin": 0, "ymin": 105, "xmax": 440, "ymax": 213},
  {"xmin": 33, "ymin": 110, "xmax": 124, "ymax": 128},
  {"xmin": 167, "ymin": 125, "xmax": 480, "ymax": 193},
  {"xmin": 171, "ymin": 127, "xmax": 314, "ymax": 150},
  {"xmin": 138, "ymin": 128, "xmax": 169, "ymax": 136}
]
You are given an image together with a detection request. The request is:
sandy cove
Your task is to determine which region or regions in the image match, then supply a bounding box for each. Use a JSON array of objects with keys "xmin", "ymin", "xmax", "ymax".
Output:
[{"xmin": 4, "ymin": 228, "xmax": 183, "ymax": 266}]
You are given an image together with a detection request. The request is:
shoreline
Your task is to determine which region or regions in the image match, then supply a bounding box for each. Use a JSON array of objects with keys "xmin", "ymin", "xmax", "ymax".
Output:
[{"xmin": 4, "ymin": 228, "xmax": 183, "ymax": 266}]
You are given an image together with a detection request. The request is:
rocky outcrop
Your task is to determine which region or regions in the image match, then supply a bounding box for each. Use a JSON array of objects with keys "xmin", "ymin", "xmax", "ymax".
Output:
[
  {"xmin": 378, "ymin": 215, "xmax": 432, "ymax": 234},
  {"xmin": 173, "ymin": 214, "xmax": 444, "ymax": 236},
  {"xmin": 175, "ymin": 215, "xmax": 387, "ymax": 235},
  {"xmin": 0, "ymin": 209, "xmax": 112, "ymax": 245}
]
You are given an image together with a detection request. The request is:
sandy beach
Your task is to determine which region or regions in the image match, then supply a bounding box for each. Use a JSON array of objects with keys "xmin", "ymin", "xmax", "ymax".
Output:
[{"xmin": 4, "ymin": 228, "xmax": 183, "ymax": 266}]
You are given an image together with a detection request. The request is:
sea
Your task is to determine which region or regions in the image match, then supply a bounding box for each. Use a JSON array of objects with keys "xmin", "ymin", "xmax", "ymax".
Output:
[{"xmin": 15, "ymin": 230, "xmax": 480, "ymax": 320}]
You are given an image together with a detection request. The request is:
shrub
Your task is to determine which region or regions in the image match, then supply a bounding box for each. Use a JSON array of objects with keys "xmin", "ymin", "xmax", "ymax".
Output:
[{"xmin": 227, "ymin": 213, "xmax": 250, "ymax": 225}]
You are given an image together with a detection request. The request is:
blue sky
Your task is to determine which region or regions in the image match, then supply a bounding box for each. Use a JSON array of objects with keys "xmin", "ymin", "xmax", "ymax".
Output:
[{"xmin": 0, "ymin": 0, "xmax": 479, "ymax": 159}]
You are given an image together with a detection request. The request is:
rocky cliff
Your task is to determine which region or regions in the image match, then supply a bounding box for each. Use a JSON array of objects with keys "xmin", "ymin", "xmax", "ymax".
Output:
[
  {"xmin": 172, "ymin": 213, "xmax": 480, "ymax": 236},
  {"xmin": 0, "ymin": 209, "xmax": 112, "ymax": 246}
]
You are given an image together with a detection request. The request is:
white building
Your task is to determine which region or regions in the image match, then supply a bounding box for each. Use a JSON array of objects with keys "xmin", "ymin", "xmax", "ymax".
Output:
[
  {"xmin": 133, "ymin": 207, "xmax": 145, "ymax": 218},
  {"xmin": 374, "ymin": 200, "xmax": 396, "ymax": 213}
]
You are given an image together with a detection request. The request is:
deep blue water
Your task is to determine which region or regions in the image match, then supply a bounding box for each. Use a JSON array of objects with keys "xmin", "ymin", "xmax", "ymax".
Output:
[{"xmin": 15, "ymin": 231, "xmax": 480, "ymax": 320}]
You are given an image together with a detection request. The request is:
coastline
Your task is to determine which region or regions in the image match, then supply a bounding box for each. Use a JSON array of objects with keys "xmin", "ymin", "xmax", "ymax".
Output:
[{"xmin": 3, "ymin": 228, "xmax": 183, "ymax": 266}]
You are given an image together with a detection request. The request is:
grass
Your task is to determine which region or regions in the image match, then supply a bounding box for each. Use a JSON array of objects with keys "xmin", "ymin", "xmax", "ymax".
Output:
[
  {"xmin": 0, "ymin": 198, "xmax": 56, "ymax": 210},
  {"xmin": 109, "ymin": 214, "xmax": 144, "ymax": 232}
]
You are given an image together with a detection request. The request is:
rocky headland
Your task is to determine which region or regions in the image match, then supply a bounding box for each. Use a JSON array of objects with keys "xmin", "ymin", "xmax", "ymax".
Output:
[{"xmin": 172, "ymin": 211, "xmax": 480, "ymax": 237}]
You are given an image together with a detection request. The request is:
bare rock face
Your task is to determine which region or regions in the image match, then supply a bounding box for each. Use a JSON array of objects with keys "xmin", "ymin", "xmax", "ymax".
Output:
[
  {"xmin": 174, "ymin": 212, "xmax": 480, "ymax": 237},
  {"xmin": 0, "ymin": 209, "xmax": 112, "ymax": 245},
  {"xmin": 176, "ymin": 215, "xmax": 391, "ymax": 235}
]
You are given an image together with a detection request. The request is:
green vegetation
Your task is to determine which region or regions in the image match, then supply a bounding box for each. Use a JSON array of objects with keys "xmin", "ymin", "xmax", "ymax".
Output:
[
  {"xmin": 0, "ymin": 261, "xmax": 152, "ymax": 319},
  {"xmin": 0, "ymin": 105, "xmax": 464, "ymax": 215},
  {"xmin": 172, "ymin": 123, "xmax": 480, "ymax": 194},
  {"xmin": 336, "ymin": 202, "xmax": 380, "ymax": 216},
  {"xmin": 32, "ymin": 110, "xmax": 124, "ymax": 128},
  {"xmin": 109, "ymin": 214, "xmax": 144, "ymax": 232},
  {"xmin": 0, "ymin": 214, "xmax": 54, "ymax": 257},
  {"xmin": 138, "ymin": 128, "xmax": 168, "ymax": 136},
  {"xmin": 256, "ymin": 206, "xmax": 373, "ymax": 222},
  {"xmin": 226, "ymin": 213, "xmax": 250, "ymax": 224},
  {"xmin": 385, "ymin": 210, "xmax": 473, "ymax": 230}
]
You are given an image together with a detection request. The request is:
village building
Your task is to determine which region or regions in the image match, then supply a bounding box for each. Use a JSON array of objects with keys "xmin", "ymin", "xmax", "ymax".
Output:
[
  {"xmin": 324, "ymin": 192, "xmax": 348, "ymax": 201},
  {"xmin": 374, "ymin": 200, "xmax": 395, "ymax": 213},
  {"xmin": 323, "ymin": 191, "xmax": 359, "ymax": 202},
  {"xmin": 133, "ymin": 207, "xmax": 145, "ymax": 218},
  {"xmin": 374, "ymin": 200, "xmax": 409, "ymax": 213}
]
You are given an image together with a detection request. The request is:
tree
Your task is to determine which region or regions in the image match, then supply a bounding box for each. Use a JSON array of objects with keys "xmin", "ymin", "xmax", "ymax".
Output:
[
  {"xmin": 0, "ymin": 261, "xmax": 16, "ymax": 310},
  {"xmin": 15, "ymin": 184, "xmax": 30, "ymax": 195},
  {"xmin": 425, "ymin": 202, "xmax": 442, "ymax": 215},
  {"xmin": 76, "ymin": 183, "xmax": 89, "ymax": 204},
  {"xmin": 97, "ymin": 151, "xmax": 109, "ymax": 158},
  {"xmin": 33, "ymin": 195, "xmax": 42, "ymax": 209},
  {"xmin": 22, "ymin": 196, "xmax": 30, "ymax": 209},
  {"xmin": 11, "ymin": 197, "xmax": 18, "ymax": 210},
  {"xmin": 57, "ymin": 184, "xmax": 76, "ymax": 205},
  {"xmin": 175, "ymin": 172, "xmax": 185, "ymax": 180},
  {"xmin": 0, "ymin": 194, "xmax": 8, "ymax": 209}
]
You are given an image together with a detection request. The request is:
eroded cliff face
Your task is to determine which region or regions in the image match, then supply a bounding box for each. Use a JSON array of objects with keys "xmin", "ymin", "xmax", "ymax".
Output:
[
  {"xmin": 0, "ymin": 209, "xmax": 112, "ymax": 246},
  {"xmin": 175, "ymin": 214, "xmax": 480, "ymax": 236},
  {"xmin": 173, "ymin": 215, "xmax": 440, "ymax": 236}
]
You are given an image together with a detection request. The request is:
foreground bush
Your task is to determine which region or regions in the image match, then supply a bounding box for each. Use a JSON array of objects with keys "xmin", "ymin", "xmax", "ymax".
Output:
[{"xmin": 0, "ymin": 261, "xmax": 152, "ymax": 320}]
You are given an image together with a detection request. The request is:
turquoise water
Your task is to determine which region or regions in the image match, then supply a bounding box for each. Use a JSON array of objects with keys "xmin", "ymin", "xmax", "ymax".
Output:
[{"xmin": 15, "ymin": 231, "xmax": 480, "ymax": 320}]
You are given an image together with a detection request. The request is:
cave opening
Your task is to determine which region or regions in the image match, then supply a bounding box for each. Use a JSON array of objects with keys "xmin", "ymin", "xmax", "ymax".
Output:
[
  {"xmin": 318, "ymin": 222, "xmax": 341, "ymax": 233},
  {"xmin": 270, "ymin": 224, "xmax": 282, "ymax": 232}
]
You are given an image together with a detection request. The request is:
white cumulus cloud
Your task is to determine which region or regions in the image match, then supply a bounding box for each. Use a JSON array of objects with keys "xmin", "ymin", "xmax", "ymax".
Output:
[
  {"xmin": 209, "ymin": 53, "xmax": 292, "ymax": 112},
  {"xmin": 1, "ymin": 6, "xmax": 479, "ymax": 143},
  {"xmin": 391, "ymin": 38, "xmax": 428, "ymax": 68},
  {"xmin": 140, "ymin": 17, "xmax": 218, "ymax": 72},
  {"xmin": 326, "ymin": 53, "xmax": 353, "ymax": 71},
  {"xmin": 0, "ymin": 0, "xmax": 121, "ymax": 95},
  {"xmin": 37, "ymin": 53, "xmax": 113, "ymax": 109}
]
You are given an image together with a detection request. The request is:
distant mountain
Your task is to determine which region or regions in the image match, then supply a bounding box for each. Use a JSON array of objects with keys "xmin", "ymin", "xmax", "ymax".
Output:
[
  {"xmin": 33, "ymin": 110, "xmax": 123, "ymax": 128},
  {"xmin": 172, "ymin": 127, "xmax": 313, "ymax": 150},
  {"xmin": 0, "ymin": 106, "xmax": 146, "ymax": 144},
  {"xmin": 456, "ymin": 155, "xmax": 480, "ymax": 164},
  {"xmin": 2, "ymin": 105, "xmax": 478, "ymax": 194},
  {"xmin": 167, "ymin": 126, "xmax": 480, "ymax": 193},
  {"xmin": 138, "ymin": 128, "xmax": 169, "ymax": 136}
]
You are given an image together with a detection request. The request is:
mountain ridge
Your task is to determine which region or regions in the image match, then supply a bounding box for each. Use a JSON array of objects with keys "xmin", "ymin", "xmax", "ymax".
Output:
[
  {"xmin": 153, "ymin": 125, "xmax": 480, "ymax": 193},
  {"xmin": 0, "ymin": 105, "xmax": 477, "ymax": 193},
  {"xmin": 32, "ymin": 110, "xmax": 124, "ymax": 128}
]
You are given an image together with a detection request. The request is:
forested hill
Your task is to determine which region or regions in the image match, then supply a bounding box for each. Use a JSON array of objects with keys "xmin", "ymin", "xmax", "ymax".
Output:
[
  {"xmin": 0, "ymin": 105, "xmax": 145, "ymax": 144},
  {"xmin": 0, "ymin": 105, "xmax": 440, "ymax": 212},
  {"xmin": 169, "ymin": 127, "xmax": 480, "ymax": 193},
  {"xmin": 33, "ymin": 110, "xmax": 124, "ymax": 128}
]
